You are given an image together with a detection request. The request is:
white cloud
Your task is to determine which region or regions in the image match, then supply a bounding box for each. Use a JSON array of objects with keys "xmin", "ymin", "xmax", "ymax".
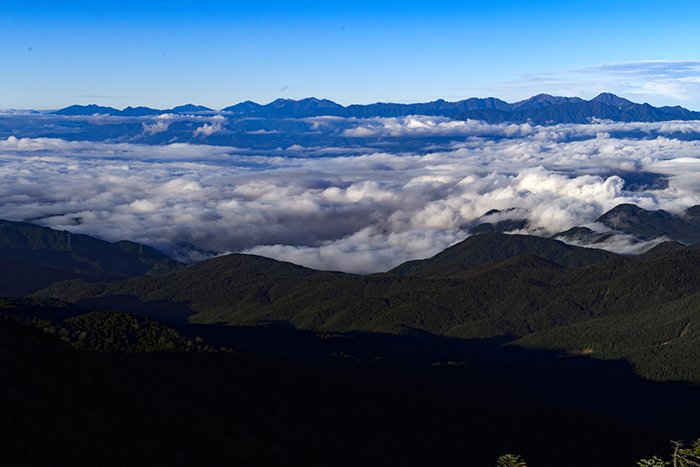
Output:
[
  {"xmin": 343, "ymin": 116, "xmax": 535, "ymax": 138},
  {"xmin": 142, "ymin": 118, "xmax": 171, "ymax": 135},
  {"xmin": 193, "ymin": 115, "xmax": 227, "ymax": 137},
  {"xmin": 344, "ymin": 115, "xmax": 700, "ymax": 139},
  {"xmin": 2, "ymin": 118, "xmax": 700, "ymax": 273}
]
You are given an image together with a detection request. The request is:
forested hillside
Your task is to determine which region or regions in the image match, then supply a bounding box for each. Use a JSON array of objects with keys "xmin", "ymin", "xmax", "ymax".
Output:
[{"xmin": 34, "ymin": 233, "xmax": 700, "ymax": 383}]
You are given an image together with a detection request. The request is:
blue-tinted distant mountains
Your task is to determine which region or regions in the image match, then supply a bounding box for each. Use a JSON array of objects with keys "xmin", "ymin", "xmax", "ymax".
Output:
[
  {"xmin": 51, "ymin": 93, "xmax": 700, "ymax": 123},
  {"xmin": 54, "ymin": 103, "xmax": 214, "ymax": 117}
]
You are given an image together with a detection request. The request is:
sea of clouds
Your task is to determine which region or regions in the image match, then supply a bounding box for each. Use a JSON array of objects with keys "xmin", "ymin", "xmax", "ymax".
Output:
[{"xmin": 3, "ymin": 115, "xmax": 700, "ymax": 273}]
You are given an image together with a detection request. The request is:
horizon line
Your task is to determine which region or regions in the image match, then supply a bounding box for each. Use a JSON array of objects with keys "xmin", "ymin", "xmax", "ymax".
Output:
[{"xmin": 4, "ymin": 92, "xmax": 699, "ymax": 113}]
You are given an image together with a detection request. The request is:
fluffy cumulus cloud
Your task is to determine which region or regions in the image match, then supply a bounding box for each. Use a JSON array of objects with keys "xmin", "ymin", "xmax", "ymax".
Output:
[
  {"xmin": 142, "ymin": 115, "xmax": 175, "ymax": 135},
  {"xmin": 193, "ymin": 115, "xmax": 227, "ymax": 137},
  {"xmin": 342, "ymin": 116, "xmax": 535, "ymax": 138},
  {"xmin": 3, "ymin": 117, "xmax": 700, "ymax": 273}
]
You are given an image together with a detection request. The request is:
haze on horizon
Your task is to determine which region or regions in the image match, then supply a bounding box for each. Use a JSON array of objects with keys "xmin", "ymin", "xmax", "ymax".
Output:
[{"xmin": 2, "ymin": 0, "xmax": 700, "ymax": 110}]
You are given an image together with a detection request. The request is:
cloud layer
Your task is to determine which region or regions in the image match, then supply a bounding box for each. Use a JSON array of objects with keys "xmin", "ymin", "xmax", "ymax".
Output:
[{"xmin": 3, "ymin": 117, "xmax": 700, "ymax": 273}]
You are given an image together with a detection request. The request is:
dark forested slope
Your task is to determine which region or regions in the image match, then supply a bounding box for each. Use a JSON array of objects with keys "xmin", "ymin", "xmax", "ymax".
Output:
[
  {"xmin": 0, "ymin": 312, "xmax": 679, "ymax": 467},
  {"xmin": 32, "ymin": 232, "xmax": 700, "ymax": 384},
  {"xmin": 0, "ymin": 219, "xmax": 183, "ymax": 295}
]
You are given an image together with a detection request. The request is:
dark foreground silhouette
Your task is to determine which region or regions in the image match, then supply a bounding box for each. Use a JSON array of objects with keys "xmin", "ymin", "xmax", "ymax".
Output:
[{"xmin": 3, "ymin": 313, "xmax": 698, "ymax": 467}]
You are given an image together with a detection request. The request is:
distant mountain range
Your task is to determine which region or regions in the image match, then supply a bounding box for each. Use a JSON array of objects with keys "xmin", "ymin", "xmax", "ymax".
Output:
[
  {"xmin": 54, "ymin": 103, "xmax": 215, "ymax": 117},
  {"xmin": 50, "ymin": 93, "xmax": 700, "ymax": 123}
]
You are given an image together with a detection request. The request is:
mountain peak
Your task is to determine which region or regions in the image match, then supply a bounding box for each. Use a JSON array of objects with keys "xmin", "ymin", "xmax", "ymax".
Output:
[
  {"xmin": 120, "ymin": 106, "xmax": 161, "ymax": 117},
  {"xmin": 391, "ymin": 233, "xmax": 614, "ymax": 276},
  {"xmin": 512, "ymin": 94, "xmax": 585, "ymax": 110},
  {"xmin": 591, "ymin": 93, "xmax": 636, "ymax": 108},
  {"xmin": 53, "ymin": 104, "xmax": 121, "ymax": 116},
  {"xmin": 167, "ymin": 104, "xmax": 213, "ymax": 113},
  {"xmin": 596, "ymin": 204, "xmax": 700, "ymax": 243}
]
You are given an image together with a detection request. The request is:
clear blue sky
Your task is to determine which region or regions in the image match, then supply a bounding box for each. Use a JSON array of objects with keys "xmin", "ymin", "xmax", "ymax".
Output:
[{"xmin": 2, "ymin": 0, "xmax": 700, "ymax": 109}]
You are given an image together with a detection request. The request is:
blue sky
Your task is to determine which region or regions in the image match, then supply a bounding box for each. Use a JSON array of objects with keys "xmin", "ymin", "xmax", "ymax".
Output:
[{"xmin": 2, "ymin": 0, "xmax": 700, "ymax": 109}]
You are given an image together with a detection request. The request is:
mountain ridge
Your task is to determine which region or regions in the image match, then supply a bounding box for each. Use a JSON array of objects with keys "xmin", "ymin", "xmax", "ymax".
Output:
[
  {"xmin": 32, "ymin": 228, "xmax": 700, "ymax": 384},
  {"xmin": 0, "ymin": 219, "xmax": 184, "ymax": 296},
  {"xmin": 0, "ymin": 207, "xmax": 699, "ymax": 386},
  {"xmin": 49, "ymin": 93, "xmax": 700, "ymax": 123}
]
